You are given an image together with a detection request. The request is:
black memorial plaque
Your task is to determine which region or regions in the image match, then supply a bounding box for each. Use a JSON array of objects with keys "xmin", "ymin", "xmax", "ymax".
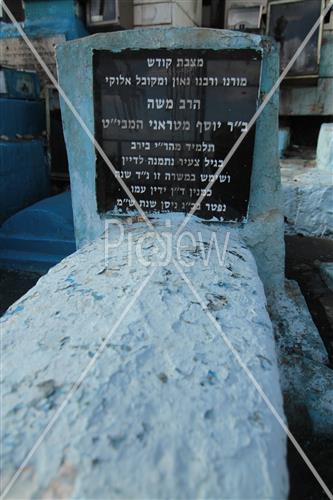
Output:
[{"xmin": 93, "ymin": 48, "xmax": 262, "ymax": 220}]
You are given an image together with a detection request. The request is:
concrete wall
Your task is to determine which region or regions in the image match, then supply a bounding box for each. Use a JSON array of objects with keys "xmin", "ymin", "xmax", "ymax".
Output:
[
  {"xmin": 134, "ymin": 0, "xmax": 202, "ymax": 28},
  {"xmin": 224, "ymin": 0, "xmax": 267, "ymax": 28},
  {"xmin": 278, "ymin": 7, "xmax": 333, "ymax": 116}
]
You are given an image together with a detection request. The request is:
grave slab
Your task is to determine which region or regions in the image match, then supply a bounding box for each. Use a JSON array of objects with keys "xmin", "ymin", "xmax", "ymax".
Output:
[
  {"xmin": 281, "ymin": 160, "xmax": 333, "ymax": 238},
  {"xmin": 271, "ymin": 280, "xmax": 332, "ymax": 438},
  {"xmin": 319, "ymin": 262, "xmax": 333, "ymax": 292},
  {"xmin": 1, "ymin": 218, "xmax": 288, "ymax": 499},
  {"xmin": 317, "ymin": 123, "xmax": 333, "ymax": 171}
]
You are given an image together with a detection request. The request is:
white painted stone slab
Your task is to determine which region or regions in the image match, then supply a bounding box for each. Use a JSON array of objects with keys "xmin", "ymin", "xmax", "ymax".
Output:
[
  {"xmin": 272, "ymin": 279, "xmax": 328, "ymax": 366},
  {"xmin": 281, "ymin": 160, "xmax": 333, "ymax": 238},
  {"xmin": 317, "ymin": 123, "xmax": 333, "ymax": 171},
  {"xmin": 1, "ymin": 217, "xmax": 288, "ymax": 499},
  {"xmin": 319, "ymin": 262, "xmax": 333, "ymax": 292}
]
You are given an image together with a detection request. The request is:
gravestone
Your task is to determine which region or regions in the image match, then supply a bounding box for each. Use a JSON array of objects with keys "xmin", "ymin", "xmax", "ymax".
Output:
[
  {"xmin": 56, "ymin": 28, "xmax": 283, "ymax": 296},
  {"xmin": 1, "ymin": 29, "xmax": 291, "ymax": 499}
]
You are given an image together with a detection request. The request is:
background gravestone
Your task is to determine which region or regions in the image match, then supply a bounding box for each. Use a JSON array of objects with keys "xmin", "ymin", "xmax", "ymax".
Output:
[{"xmin": 56, "ymin": 28, "xmax": 283, "ymax": 297}]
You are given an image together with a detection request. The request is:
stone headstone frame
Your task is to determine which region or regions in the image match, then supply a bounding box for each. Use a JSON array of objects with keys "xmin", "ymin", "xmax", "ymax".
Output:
[
  {"xmin": 57, "ymin": 29, "xmax": 283, "ymax": 299},
  {"xmin": 93, "ymin": 48, "xmax": 262, "ymax": 221}
]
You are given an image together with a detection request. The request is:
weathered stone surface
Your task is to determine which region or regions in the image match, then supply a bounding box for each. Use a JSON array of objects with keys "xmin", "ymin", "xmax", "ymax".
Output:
[
  {"xmin": 279, "ymin": 127, "xmax": 291, "ymax": 158},
  {"xmin": 281, "ymin": 160, "xmax": 333, "ymax": 238},
  {"xmin": 271, "ymin": 280, "xmax": 332, "ymax": 438},
  {"xmin": 1, "ymin": 218, "xmax": 288, "ymax": 499},
  {"xmin": 319, "ymin": 262, "xmax": 333, "ymax": 292},
  {"xmin": 272, "ymin": 280, "xmax": 328, "ymax": 366},
  {"xmin": 317, "ymin": 123, "xmax": 333, "ymax": 171},
  {"xmin": 279, "ymin": 356, "xmax": 333, "ymax": 437}
]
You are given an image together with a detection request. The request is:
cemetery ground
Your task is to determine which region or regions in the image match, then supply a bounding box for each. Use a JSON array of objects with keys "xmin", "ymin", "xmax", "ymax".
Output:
[
  {"xmin": 1, "ymin": 232, "xmax": 332, "ymax": 499},
  {"xmin": 284, "ymin": 235, "xmax": 333, "ymax": 500},
  {"xmin": 0, "ymin": 268, "xmax": 42, "ymax": 316}
]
